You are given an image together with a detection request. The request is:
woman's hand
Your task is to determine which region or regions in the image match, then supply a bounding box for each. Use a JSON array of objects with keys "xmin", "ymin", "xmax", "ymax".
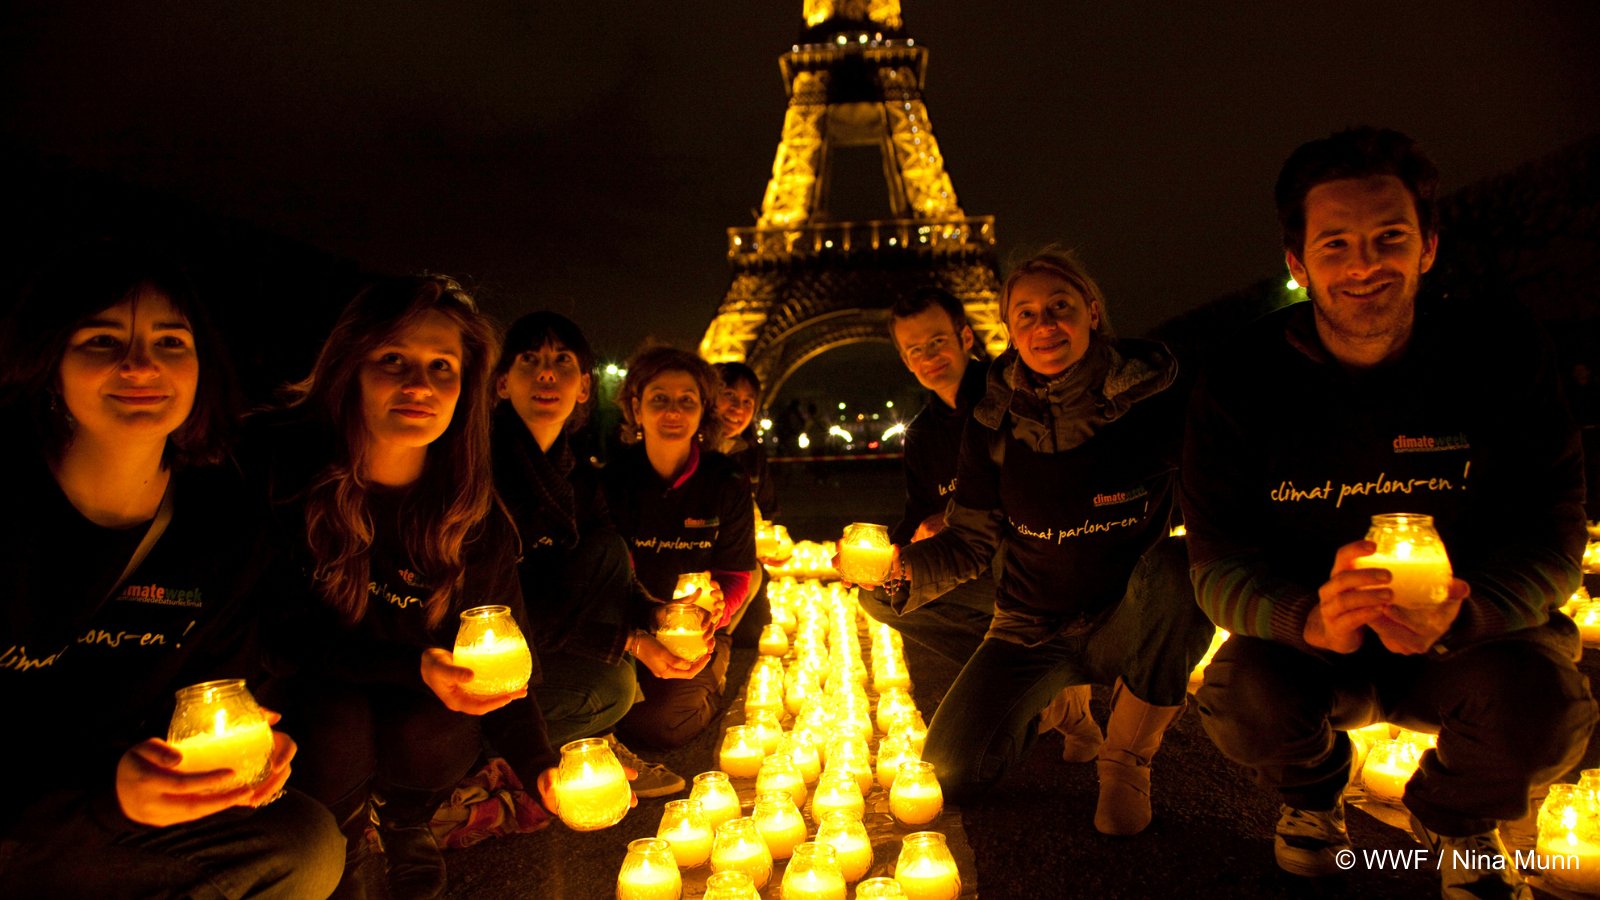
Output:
[
  {"xmin": 420, "ymin": 647, "xmax": 526, "ymax": 714},
  {"xmin": 633, "ymin": 633, "xmax": 712, "ymax": 680},
  {"xmin": 116, "ymin": 710, "xmax": 296, "ymax": 827}
]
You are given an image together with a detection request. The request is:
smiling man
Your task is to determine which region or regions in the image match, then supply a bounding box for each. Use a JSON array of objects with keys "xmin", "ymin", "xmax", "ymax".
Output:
[{"xmin": 1182, "ymin": 128, "xmax": 1596, "ymax": 899}]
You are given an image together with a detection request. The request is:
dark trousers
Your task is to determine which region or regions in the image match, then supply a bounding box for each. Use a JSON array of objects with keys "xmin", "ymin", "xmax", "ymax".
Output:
[
  {"xmin": 534, "ymin": 530, "xmax": 640, "ymax": 747},
  {"xmin": 0, "ymin": 790, "xmax": 343, "ymax": 899},
  {"xmin": 287, "ymin": 680, "xmax": 486, "ymax": 823},
  {"xmin": 857, "ymin": 574, "xmax": 993, "ymax": 667},
  {"xmin": 1198, "ymin": 620, "xmax": 1598, "ymax": 835},
  {"xmin": 616, "ymin": 634, "xmax": 732, "ymax": 750},
  {"xmin": 923, "ymin": 539, "xmax": 1214, "ymax": 801}
]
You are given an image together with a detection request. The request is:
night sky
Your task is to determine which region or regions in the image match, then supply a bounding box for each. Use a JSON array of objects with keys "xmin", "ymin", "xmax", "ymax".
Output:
[{"xmin": 7, "ymin": 1, "xmax": 1600, "ymax": 378}]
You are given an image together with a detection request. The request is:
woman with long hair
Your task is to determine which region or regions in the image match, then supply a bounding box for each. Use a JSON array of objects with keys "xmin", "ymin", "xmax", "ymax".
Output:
[
  {"xmin": 0, "ymin": 241, "xmax": 342, "ymax": 897},
  {"xmin": 490, "ymin": 311, "xmax": 685, "ymax": 796},
  {"xmin": 257, "ymin": 275, "xmax": 562, "ymax": 899},
  {"xmin": 859, "ymin": 249, "xmax": 1214, "ymax": 836},
  {"xmin": 604, "ymin": 346, "xmax": 758, "ymax": 749}
]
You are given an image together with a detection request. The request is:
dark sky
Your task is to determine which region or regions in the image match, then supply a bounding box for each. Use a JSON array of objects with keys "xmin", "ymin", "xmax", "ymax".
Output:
[{"xmin": 6, "ymin": 0, "xmax": 1600, "ymax": 369}]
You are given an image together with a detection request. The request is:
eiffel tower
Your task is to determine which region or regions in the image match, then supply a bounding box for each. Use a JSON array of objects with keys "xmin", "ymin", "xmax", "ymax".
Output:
[{"xmin": 698, "ymin": 0, "xmax": 1006, "ymax": 402}]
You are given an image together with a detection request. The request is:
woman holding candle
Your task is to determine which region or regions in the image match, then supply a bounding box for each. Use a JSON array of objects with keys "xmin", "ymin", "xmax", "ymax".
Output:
[
  {"xmin": 490, "ymin": 312, "xmax": 685, "ymax": 796},
  {"xmin": 256, "ymin": 276, "xmax": 565, "ymax": 898},
  {"xmin": 713, "ymin": 361, "xmax": 779, "ymax": 646},
  {"xmin": 0, "ymin": 241, "xmax": 343, "ymax": 897},
  {"xmin": 862, "ymin": 249, "xmax": 1215, "ymax": 835},
  {"xmin": 604, "ymin": 346, "xmax": 759, "ymax": 749}
]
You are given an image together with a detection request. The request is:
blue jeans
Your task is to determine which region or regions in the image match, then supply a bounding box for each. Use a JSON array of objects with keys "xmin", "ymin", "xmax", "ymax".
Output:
[
  {"xmin": 856, "ymin": 574, "xmax": 994, "ymax": 666},
  {"xmin": 0, "ymin": 790, "xmax": 343, "ymax": 899},
  {"xmin": 922, "ymin": 538, "xmax": 1214, "ymax": 802},
  {"xmin": 535, "ymin": 647, "xmax": 637, "ymax": 747}
]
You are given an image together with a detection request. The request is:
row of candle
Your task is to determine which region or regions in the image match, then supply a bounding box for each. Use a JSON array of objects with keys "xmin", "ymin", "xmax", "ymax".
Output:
[{"xmin": 620, "ymin": 830, "xmax": 959, "ymax": 899}]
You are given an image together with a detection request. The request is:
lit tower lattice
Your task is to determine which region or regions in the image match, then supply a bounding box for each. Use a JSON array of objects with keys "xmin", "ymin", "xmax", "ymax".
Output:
[{"xmin": 699, "ymin": 0, "xmax": 1006, "ymax": 403}]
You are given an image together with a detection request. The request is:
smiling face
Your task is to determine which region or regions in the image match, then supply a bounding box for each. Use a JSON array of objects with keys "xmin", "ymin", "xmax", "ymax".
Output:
[
  {"xmin": 497, "ymin": 338, "xmax": 591, "ymax": 449},
  {"xmin": 358, "ymin": 309, "xmax": 465, "ymax": 456},
  {"xmin": 1005, "ymin": 272, "xmax": 1101, "ymax": 377},
  {"xmin": 715, "ymin": 378, "xmax": 758, "ymax": 439},
  {"xmin": 632, "ymin": 369, "xmax": 704, "ymax": 448},
  {"xmin": 1288, "ymin": 174, "xmax": 1437, "ymax": 365},
  {"xmin": 892, "ymin": 305, "xmax": 974, "ymax": 400},
  {"xmin": 58, "ymin": 287, "xmax": 199, "ymax": 447}
]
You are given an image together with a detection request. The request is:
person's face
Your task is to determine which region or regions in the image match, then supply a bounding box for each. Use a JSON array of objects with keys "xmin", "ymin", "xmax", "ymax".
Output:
[
  {"xmin": 892, "ymin": 306, "xmax": 974, "ymax": 395},
  {"xmin": 1287, "ymin": 175, "xmax": 1437, "ymax": 349},
  {"xmin": 1005, "ymin": 272, "xmax": 1100, "ymax": 377},
  {"xmin": 358, "ymin": 310, "xmax": 465, "ymax": 453},
  {"xmin": 58, "ymin": 287, "xmax": 199, "ymax": 446},
  {"xmin": 632, "ymin": 370, "xmax": 704, "ymax": 448},
  {"xmin": 715, "ymin": 379, "xmax": 758, "ymax": 438},
  {"xmin": 496, "ymin": 339, "xmax": 591, "ymax": 435}
]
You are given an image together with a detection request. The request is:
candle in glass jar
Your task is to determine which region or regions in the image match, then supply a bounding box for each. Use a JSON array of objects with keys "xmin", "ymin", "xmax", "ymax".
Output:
[
  {"xmin": 655, "ymin": 627, "xmax": 709, "ymax": 662},
  {"xmin": 167, "ymin": 680, "xmax": 274, "ymax": 789},
  {"xmin": 856, "ymin": 877, "xmax": 909, "ymax": 898},
  {"xmin": 719, "ymin": 726, "xmax": 766, "ymax": 779},
  {"xmin": 1360, "ymin": 739, "xmax": 1419, "ymax": 805},
  {"xmin": 1350, "ymin": 514, "xmax": 1452, "ymax": 609},
  {"xmin": 552, "ymin": 738, "xmax": 631, "ymax": 831},
  {"xmin": 710, "ymin": 817, "xmax": 773, "ymax": 889},
  {"xmin": 753, "ymin": 791, "xmax": 808, "ymax": 860},
  {"xmin": 616, "ymin": 838, "xmax": 682, "ymax": 900},
  {"xmin": 171, "ymin": 715, "xmax": 274, "ymax": 787},
  {"xmin": 656, "ymin": 799, "xmax": 712, "ymax": 869},
  {"xmin": 816, "ymin": 810, "xmax": 873, "ymax": 882},
  {"xmin": 1537, "ymin": 784, "xmax": 1600, "ymax": 893},
  {"xmin": 781, "ymin": 843, "xmax": 847, "ymax": 900},
  {"xmin": 690, "ymin": 771, "xmax": 742, "ymax": 832},
  {"xmin": 758, "ymin": 624, "xmax": 789, "ymax": 657},
  {"xmin": 702, "ymin": 870, "xmax": 761, "ymax": 900},
  {"xmin": 890, "ymin": 761, "xmax": 944, "ymax": 825},
  {"xmin": 838, "ymin": 523, "xmax": 894, "ymax": 584},
  {"xmin": 756, "ymin": 755, "xmax": 808, "ymax": 807},
  {"xmin": 1574, "ymin": 602, "xmax": 1600, "ymax": 644},
  {"xmin": 877, "ymin": 734, "xmax": 919, "ymax": 791},
  {"xmin": 453, "ymin": 606, "xmax": 533, "ymax": 697},
  {"xmin": 780, "ymin": 733, "xmax": 822, "ymax": 784},
  {"xmin": 810, "ymin": 770, "xmax": 865, "ymax": 822},
  {"xmin": 895, "ymin": 832, "xmax": 961, "ymax": 900}
]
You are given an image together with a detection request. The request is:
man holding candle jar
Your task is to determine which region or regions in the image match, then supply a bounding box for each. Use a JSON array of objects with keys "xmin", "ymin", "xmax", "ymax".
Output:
[
  {"xmin": 859, "ymin": 287, "xmax": 1103, "ymax": 759},
  {"xmin": 1184, "ymin": 127, "xmax": 1598, "ymax": 899}
]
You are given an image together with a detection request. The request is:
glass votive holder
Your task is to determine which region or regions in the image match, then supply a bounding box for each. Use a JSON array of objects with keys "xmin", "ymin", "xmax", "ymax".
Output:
[
  {"xmin": 1537, "ymin": 783, "xmax": 1600, "ymax": 894},
  {"xmin": 710, "ymin": 817, "xmax": 773, "ymax": 889},
  {"xmin": 876, "ymin": 732, "xmax": 919, "ymax": 791},
  {"xmin": 167, "ymin": 679, "xmax": 274, "ymax": 789},
  {"xmin": 810, "ymin": 769, "xmax": 865, "ymax": 822},
  {"xmin": 616, "ymin": 837, "xmax": 681, "ymax": 900},
  {"xmin": 838, "ymin": 522, "xmax": 894, "ymax": 584},
  {"xmin": 1351, "ymin": 513, "xmax": 1453, "ymax": 608},
  {"xmin": 753, "ymin": 790, "xmax": 808, "ymax": 861},
  {"xmin": 655, "ymin": 603, "xmax": 710, "ymax": 662},
  {"xmin": 690, "ymin": 771, "xmax": 743, "ymax": 832},
  {"xmin": 895, "ymin": 832, "xmax": 961, "ymax": 900},
  {"xmin": 453, "ymin": 605, "xmax": 534, "ymax": 697},
  {"xmin": 826, "ymin": 736, "xmax": 875, "ymax": 795},
  {"xmin": 888, "ymin": 714, "xmax": 928, "ymax": 756},
  {"xmin": 815, "ymin": 809, "xmax": 874, "ymax": 882},
  {"xmin": 875, "ymin": 688, "xmax": 917, "ymax": 735},
  {"xmin": 656, "ymin": 799, "xmax": 712, "ymax": 869},
  {"xmin": 744, "ymin": 678, "xmax": 785, "ymax": 720},
  {"xmin": 756, "ymin": 753, "xmax": 808, "ymax": 807},
  {"xmin": 856, "ymin": 876, "xmax": 909, "ymax": 898},
  {"xmin": 779, "ymin": 732, "xmax": 823, "ymax": 784},
  {"xmin": 758, "ymin": 624, "xmax": 790, "ymax": 657},
  {"xmin": 781, "ymin": 842, "xmax": 847, "ymax": 900},
  {"xmin": 702, "ymin": 870, "xmax": 760, "ymax": 900},
  {"xmin": 890, "ymin": 761, "xmax": 944, "ymax": 826},
  {"xmin": 552, "ymin": 737, "xmax": 631, "ymax": 831},
  {"xmin": 1360, "ymin": 738, "xmax": 1419, "ymax": 806},
  {"xmin": 747, "ymin": 710, "xmax": 784, "ymax": 756},
  {"xmin": 719, "ymin": 726, "xmax": 766, "ymax": 779}
]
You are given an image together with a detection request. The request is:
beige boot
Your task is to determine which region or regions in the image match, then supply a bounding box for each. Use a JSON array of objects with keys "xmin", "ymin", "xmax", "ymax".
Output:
[
  {"xmin": 1094, "ymin": 679, "xmax": 1185, "ymax": 836},
  {"xmin": 1036, "ymin": 684, "xmax": 1103, "ymax": 762}
]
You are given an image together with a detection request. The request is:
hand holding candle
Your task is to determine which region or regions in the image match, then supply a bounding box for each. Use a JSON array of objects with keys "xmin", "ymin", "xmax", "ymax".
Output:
[{"xmin": 835, "ymin": 523, "xmax": 896, "ymax": 586}]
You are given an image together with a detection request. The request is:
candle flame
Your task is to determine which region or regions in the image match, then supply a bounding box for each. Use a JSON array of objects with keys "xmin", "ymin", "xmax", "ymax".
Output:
[{"xmin": 212, "ymin": 708, "xmax": 228, "ymax": 735}]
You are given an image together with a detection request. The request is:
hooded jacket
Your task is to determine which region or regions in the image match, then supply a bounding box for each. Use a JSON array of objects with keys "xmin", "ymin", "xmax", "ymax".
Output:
[{"xmin": 898, "ymin": 336, "xmax": 1185, "ymax": 645}]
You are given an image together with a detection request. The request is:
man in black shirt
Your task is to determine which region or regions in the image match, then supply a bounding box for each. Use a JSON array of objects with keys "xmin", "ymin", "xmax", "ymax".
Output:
[{"xmin": 858, "ymin": 288, "xmax": 1102, "ymax": 758}]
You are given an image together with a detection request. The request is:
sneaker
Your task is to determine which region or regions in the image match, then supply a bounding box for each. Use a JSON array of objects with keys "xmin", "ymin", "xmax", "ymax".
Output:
[
  {"xmin": 1274, "ymin": 803, "xmax": 1351, "ymax": 878},
  {"xmin": 1408, "ymin": 812, "xmax": 1532, "ymax": 899},
  {"xmin": 605, "ymin": 733, "xmax": 686, "ymax": 798}
]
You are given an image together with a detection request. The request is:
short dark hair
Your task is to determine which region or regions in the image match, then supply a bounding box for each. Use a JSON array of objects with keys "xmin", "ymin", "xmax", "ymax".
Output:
[
  {"xmin": 496, "ymin": 311, "xmax": 597, "ymax": 430},
  {"xmin": 0, "ymin": 239, "xmax": 239, "ymax": 467},
  {"xmin": 1276, "ymin": 127, "xmax": 1440, "ymax": 256},
  {"xmin": 616, "ymin": 346, "xmax": 722, "ymax": 446},
  {"xmin": 887, "ymin": 286, "xmax": 978, "ymax": 355}
]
